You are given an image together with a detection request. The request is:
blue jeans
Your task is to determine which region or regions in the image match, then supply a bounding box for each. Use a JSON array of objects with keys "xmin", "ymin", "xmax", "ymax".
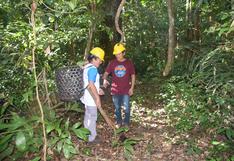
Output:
[{"xmin": 112, "ymin": 95, "xmax": 130, "ymax": 125}]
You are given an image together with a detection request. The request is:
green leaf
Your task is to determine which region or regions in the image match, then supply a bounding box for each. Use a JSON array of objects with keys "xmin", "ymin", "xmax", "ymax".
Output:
[
  {"xmin": 72, "ymin": 128, "xmax": 90, "ymax": 141},
  {"xmin": 0, "ymin": 134, "xmax": 13, "ymax": 151},
  {"xmin": 65, "ymin": 118, "xmax": 70, "ymax": 131},
  {"xmin": 63, "ymin": 143, "xmax": 76, "ymax": 159},
  {"xmin": 57, "ymin": 141, "xmax": 63, "ymax": 153},
  {"xmin": 1, "ymin": 101, "xmax": 10, "ymax": 115},
  {"xmin": 30, "ymin": 156, "xmax": 41, "ymax": 161},
  {"xmin": 115, "ymin": 127, "xmax": 129, "ymax": 134},
  {"xmin": 69, "ymin": 104, "xmax": 83, "ymax": 112},
  {"xmin": 9, "ymin": 113, "xmax": 27, "ymax": 130},
  {"xmin": 46, "ymin": 122, "xmax": 56, "ymax": 134},
  {"xmin": 15, "ymin": 131, "xmax": 27, "ymax": 152},
  {"xmin": 211, "ymin": 141, "xmax": 221, "ymax": 145},
  {"xmin": 65, "ymin": 138, "xmax": 73, "ymax": 145},
  {"xmin": 124, "ymin": 143, "xmax": 134, "ymax": 154},
  {"xmin": 0, "ymin": 123, "xmax": 10, "ymax": 130},
  {"xmin": 49, "ymin": 137, "xmax": 59, "ymax": 147},
  {"xmin": 231, "ymin": 155, "xmax": 234, "ymax": 161},
  {"xmin": 124, "ymin": 139, "xmax": 137, "ymax": 145},
  {"xmin": 0, "ymin": 142, "xmax": 9, "ymax": 153},
  {"xmin": 226, "ymin": 128, "xmax": 234, "ymax": 140},
  {"xmin": 66, "ymin": 1, "xmax": 76, "ymax": 10},
  {"xmin": 72, "ymin": 122, "xmax": 82, "ymax": 129},
  {"xmin": 0, "ymin": 146, "xmax": 14, "ymax": 160},
  {"xmin": 22, "ymin": 90, "xmax": 33, "ymax": 103}
]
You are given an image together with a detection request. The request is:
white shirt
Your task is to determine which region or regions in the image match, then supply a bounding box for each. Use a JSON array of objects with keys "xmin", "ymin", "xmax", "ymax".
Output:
[{"xmin": 80, "ymin": 63, "xmax": 100, "ymax": 106}]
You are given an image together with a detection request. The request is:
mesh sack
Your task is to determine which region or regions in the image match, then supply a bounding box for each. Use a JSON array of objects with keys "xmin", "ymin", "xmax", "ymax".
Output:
[{"xmin": 55, "ymin": 66, "xmax": 84, "ymax": 101}]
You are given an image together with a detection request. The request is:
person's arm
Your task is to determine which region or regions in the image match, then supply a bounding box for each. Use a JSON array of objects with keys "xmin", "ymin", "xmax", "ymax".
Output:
[
  {"xmin": 128, "ymin": 74, "xmax": 135, "ymax": 96},
  {"xmin": 87, "ymin": 67, "xmax": 101, "ymax": 107},
  {"xmin": 103, "ymin": 71, "xmax": 110, "ymax": 88},
  {"xmin": 88, "ymin": 81, "xmax": 101, "ymax": 108}
]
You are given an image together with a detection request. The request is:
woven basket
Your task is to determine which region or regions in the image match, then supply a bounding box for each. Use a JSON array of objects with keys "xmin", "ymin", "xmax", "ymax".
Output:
[{"xmin": 55, "ymin": 66, "xmax": 84, "ymax": 101}]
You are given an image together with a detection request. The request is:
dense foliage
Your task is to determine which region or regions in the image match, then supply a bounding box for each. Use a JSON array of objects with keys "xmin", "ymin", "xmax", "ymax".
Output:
[{"xmin": 0, "ymin": 0, "xmax": 233, "ymax": 160}]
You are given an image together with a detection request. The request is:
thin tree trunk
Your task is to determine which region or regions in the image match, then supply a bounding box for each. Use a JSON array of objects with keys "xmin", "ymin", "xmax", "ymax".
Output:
[
  {"xmin": 193, "ymin": 0, "xmax": 203, "ymax": 42},
  {"xmin": 163, "ymin": 0, "xmax": 175, "ymax": 77},
  {"xmin": 31, "ymin": 1, "xmax": 47, "ymax": 160},
  {"xmin": 186, "ymin": 0, "xmax": 193, "ymax": 41},
  {"xmin": 84, "ymin": 23, "xmax": 96, "ymax": 60},
  {"xmin": 84, "ymin": 1, "xmax": 96, "ymax": 60},
  {"xmin": 232, "ymin": 0, "xmax": 234, "ymax": 27},
  {"xmin": 99, "ymin": 0, "xmax": 122, "ymax": 63}
]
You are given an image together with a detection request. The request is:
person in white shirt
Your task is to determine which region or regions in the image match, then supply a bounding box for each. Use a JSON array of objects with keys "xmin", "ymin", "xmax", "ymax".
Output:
[{"xmin": 80, "ymin": 47, "xmax": 105, "ymax": 143}]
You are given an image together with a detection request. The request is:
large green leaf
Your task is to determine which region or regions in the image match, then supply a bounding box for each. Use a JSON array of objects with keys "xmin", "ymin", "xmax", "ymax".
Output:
[
  {"xmin": 63, "ymin": 143, "xmax": 76, "ymax": 159},
  {"xmin": 72, "ymin": 127, "xmax": 90, "ymax": 141},
  {"xmin": 15, "ymin": 131, "xmax": 27, "ymax": 152},
  {"xmin": 46, "ymin": 121, "xmax": 56, "ymax": 134}
]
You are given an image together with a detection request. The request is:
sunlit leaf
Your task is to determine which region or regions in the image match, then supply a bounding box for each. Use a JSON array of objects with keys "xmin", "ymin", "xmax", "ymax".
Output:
[
  {"xmin": 211, "ymin": 141, "xmax": 221, "ymax": 145},
  {"xmin": 72, "ymin": 122, "xmax": 82, "ymax": 129},
  {"xmin": 15, "ymin": 131, "xmax": 27, "ymax": 152},
  {"xmin": 63, "ymin": 143, "xmax": 76, "ymax": 159}
]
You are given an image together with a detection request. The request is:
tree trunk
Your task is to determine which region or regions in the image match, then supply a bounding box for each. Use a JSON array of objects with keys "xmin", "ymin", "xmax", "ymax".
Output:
[
  {"xmin": 163, "ymin": 0, "xmax": 175, "ymax": 77},
  {"xmin": 99, "ymin": 0, "xmax": 122, "ymax": 64},
  {"xmin": 193, "ymin": 0, "xmax": 203, "ymax": 42},
  {"xmin": 84, "ymin": 1, "xmax": 97, "ymax": 60},
  {"xmin": 186, "ymin": 0, "xmax": 193, "ymax": 41}
]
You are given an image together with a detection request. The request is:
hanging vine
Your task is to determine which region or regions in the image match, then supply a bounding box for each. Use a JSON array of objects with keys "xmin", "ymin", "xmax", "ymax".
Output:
[{"xmin": 115, "ymin": 0, "xmax": 126, "ymax": 43}]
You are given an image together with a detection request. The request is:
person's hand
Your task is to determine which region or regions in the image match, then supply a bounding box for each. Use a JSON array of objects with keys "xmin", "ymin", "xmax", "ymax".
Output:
[
  {"xmin": 103, "ymin": 79, "xmax": 110, "ymax": 88},
  {"xmin": 128, "ymin": 88, "xmax": 134, "ymax": 96},
  {"xmin": 99, "ymin": 88, "xmax": 105, "ymax": 95}
]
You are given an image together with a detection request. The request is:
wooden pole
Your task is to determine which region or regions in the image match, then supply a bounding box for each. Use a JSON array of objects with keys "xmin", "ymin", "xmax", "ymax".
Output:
[{"xmin": 87, "ymin": 87, "xmax": 116, "ymax": 131}]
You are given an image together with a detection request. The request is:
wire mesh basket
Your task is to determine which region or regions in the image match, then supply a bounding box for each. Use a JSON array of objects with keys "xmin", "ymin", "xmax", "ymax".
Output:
[{"xmin": 55, "ymin": 66, "xmax": 84, "ymax": 101}]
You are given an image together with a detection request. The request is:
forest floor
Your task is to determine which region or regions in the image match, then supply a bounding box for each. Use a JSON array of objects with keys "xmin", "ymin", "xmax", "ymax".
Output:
[{"xmin": 68, "ymin": 82, "xmax": 211, "ymax": 161}]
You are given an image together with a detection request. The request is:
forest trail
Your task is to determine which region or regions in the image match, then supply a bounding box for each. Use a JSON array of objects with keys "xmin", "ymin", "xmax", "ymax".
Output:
[{"xmin": 72, "ymin": 82, "xmax": 210, "ymax": 161}]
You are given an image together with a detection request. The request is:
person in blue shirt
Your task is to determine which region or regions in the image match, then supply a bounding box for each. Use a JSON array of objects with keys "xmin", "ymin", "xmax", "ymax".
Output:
[{"xmin": 80, "ymin": 47, "xmax": 105, "ymax": 143}]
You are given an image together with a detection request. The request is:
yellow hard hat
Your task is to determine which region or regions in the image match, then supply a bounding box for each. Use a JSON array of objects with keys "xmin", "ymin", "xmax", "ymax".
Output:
[
  {"xmin": 90, "ymin": 47, "xmax": 105, "ymax": 61},
  {"xmin": 113, "ymin": 43, "xmax": 126, "ymax": 55}
]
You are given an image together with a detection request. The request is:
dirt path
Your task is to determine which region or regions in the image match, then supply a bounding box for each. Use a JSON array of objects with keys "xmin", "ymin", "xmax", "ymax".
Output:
[{"xmin": 72, "ymin": 83, "xmax": 209, "ymax": 161}]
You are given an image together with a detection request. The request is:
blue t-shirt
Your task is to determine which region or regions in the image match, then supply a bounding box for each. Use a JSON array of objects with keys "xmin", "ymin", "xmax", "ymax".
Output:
[{"xmin": 88, "ymin": 67, "xmax": 97, "ymax": 83}]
